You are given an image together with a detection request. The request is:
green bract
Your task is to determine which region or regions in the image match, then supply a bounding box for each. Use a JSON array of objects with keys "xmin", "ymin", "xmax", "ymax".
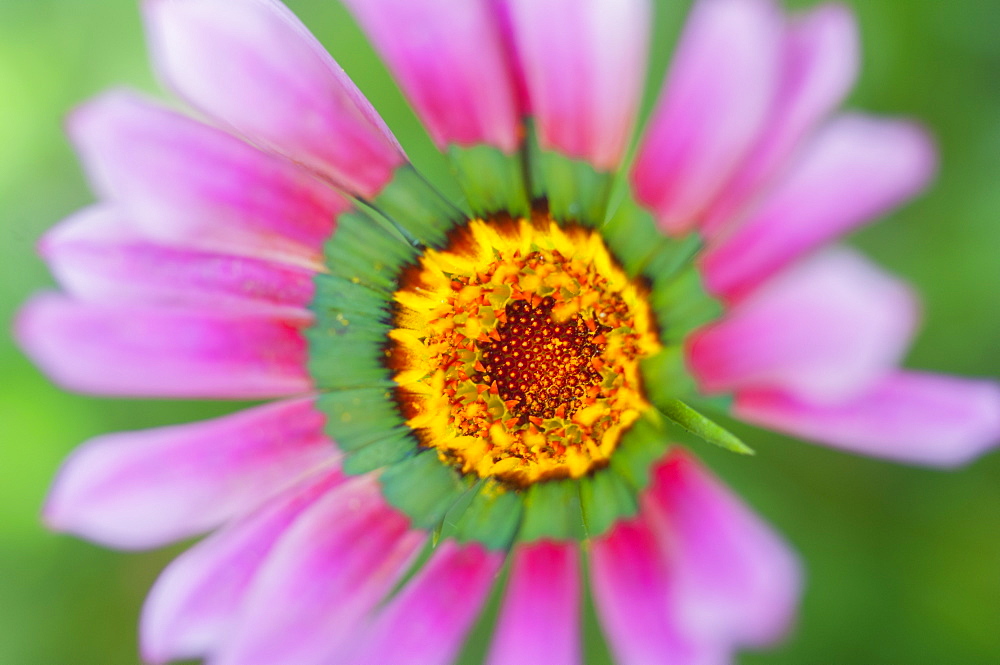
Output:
[{"xmin": 308, "ymin": 135, "xmax": 749, "ymax": 549}]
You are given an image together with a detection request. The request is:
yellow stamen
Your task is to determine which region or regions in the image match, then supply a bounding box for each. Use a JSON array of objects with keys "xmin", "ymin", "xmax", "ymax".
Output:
[{"xmin": 388, "ymin": 213, "xmax": 661, "ymax": 487}]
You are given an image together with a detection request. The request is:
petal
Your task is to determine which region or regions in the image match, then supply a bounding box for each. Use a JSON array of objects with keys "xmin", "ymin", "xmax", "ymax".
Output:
[
  {"xmin": 212, "ymin": 475, "xmax": 425, "ymax": 665},
  {"xmin": 504, "ymin": 0, "xmax": 651, "ymax": 169},
  {"xmin": 143, "ymin": 0, "xmax": 405, "ymax": 198},
  {"xmin": 68, "ymin": 91, "xmax": 346, "ymax": 270},
  {"xmin": 488, "ymin": 0, "xmax": 531, "ymax": 116},
  {"xmin": 141, "ymin": 467, "xmax": 343, "ymax": 664},
  {"xmin": 590, "ymin": 516, "xmax": 726, "ymax": 665},
  {"xmin": 688, "ymin": 248, "xmax": 918, "ymax": 403},
  {"xmin": 736, "ymin": 372, "xmax": 1000, "ymax": 467},
  {"xmin": 42, "ymin": 208, "xmax": 316, "ymax": 311},
  {"xmin": 16, "ymin": 294, "xmax": 311, "ymax": 399},
  {"xmin": 343, "ymin": 0, "xmax": 520, "ymax": 152},
  {"xmin": 43, "ymin": 399, "xmax": 334, "ymax": 550},
  {"xmin": 345, "ymin": 541, "xmax": 504, "ymax": 665},
  {"xmin": 486, "ymin": 541, "xmax": 580, "ymax": 665},
  {"xmin": 632, "ymin": 0, "xmax": 783, "ymax": 234},
  {"xmin": 702, "ymin": 3, "xmax": 859, "ymax": 235},
  {"xmin": 647, "ymin": 449, "xmax": 802, "ymax": 647},
  {"xmin": 702, "ymin": 114, "xmax": 937, "ymax": 301}
]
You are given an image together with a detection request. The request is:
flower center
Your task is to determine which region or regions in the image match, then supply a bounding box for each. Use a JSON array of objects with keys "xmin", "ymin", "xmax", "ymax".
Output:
[
  {"xmin": 478, "ymin": 296, "xmax": 608, "ymax": 422},
  {"xmin": 389, "ymin": 213, "xmax": 661, "ymax": 486}
]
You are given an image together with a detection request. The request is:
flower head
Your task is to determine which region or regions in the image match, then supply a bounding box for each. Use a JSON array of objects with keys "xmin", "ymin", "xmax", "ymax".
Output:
[{"xmin": 16, "ymin": 0, "xmax": 1000, "ymax": 663}]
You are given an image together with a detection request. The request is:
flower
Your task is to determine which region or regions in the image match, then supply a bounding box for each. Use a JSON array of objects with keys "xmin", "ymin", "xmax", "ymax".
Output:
[{"xmin": 15, "ymin": 0, "xmax": 1000, "ymax": 664}]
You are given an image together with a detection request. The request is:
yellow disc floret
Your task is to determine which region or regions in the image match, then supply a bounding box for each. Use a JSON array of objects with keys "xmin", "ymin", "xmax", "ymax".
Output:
[{"xmin": 388, "ymin": 213, "xmax": 661, "ymax": 487}]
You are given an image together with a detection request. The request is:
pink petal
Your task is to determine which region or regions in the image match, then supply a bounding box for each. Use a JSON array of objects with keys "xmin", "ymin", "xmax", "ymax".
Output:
[
  {"xmin": 590, "ymin": 517, "xmax": 727, "ymax": 665},
  {"xmin": 141, "ymin": 467, "xmax": 343, "ymax": 664},
  {"xmin": 488, "ymin": 0, "xmax": 531, "ymax": 116},
  {"xmin": 736, "ymin": 372, "xmax": 1000, "ymax": 467},
  {"xmin": 345, "ymin": 541, "xmax": 504, "ymax": 665},
  {"xmin": 16, "ymin": 294, "xmax": 311, "ymax": 399},
  {"xmin": 647, "ymin": 449, "xmax": 802, "ymax": 647},
  {"xmin": 42, "ymin": 208, "xmax": 316, "ymax": 311},
  {"xmin": 343, "ymin": 0, "xmax": 520, "ymax": 152},
  {"xmin": 69, "ymin": 91, "xmax": 346, "ymax": 270},
  {"xmin": 702, "ymin": 114, "xmax": 937, "ymax": 301},
  {"xmin": 504, "ymin": 0, "xmax": 651, "ymax": 169},
  {"xmin": 632, "ymin": 0, "xmax": 783, "ymax": 234},
  {"xmin": 688, "ymin": 248, "xmax": 918, "ymax": 403},
  {"xmin": 43, "ymin": 399, "xmax": 334, "ymax": 550},
  {"xmin": 143, "ymin": 0, "xmax": 405, "ymax": 198},
  {"xmin": 702, "ymin": 3, "xmax": 859, "ymax": 235},
  {"xmin": 212, "ymin": 475, "xmax": 425, "ymax": 665},
  {"xmin": 486, "ymin": 541, "xmax": 580, "ymax": 665}
]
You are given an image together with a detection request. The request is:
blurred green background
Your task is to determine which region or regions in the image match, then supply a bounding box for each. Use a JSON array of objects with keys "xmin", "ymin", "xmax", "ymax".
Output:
[{"xmin": 1, "ymin": 0, "xmax": 998, "ymax": 663}]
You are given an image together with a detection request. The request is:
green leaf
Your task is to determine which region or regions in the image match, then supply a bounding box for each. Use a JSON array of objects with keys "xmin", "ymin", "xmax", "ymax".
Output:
[
  {"xmin": 432, "ymin": 482, "xmax": 482, "ymax": 545},
  {"xmin": 648, "ymin": 264, "xmax": 723, "ymax": 344},
  {"xmin": 642, "ymin": 232, "xmax": 703, "ymax": 285},
  {"xmin": 579, "ymin": 469, "xmax": 639, "ymax": 538},
  {"xmin": 600, "ymin": 199, "xmax": 665, "ymax": 277},
  {"xmin": 311, "ymin": 274, "xmax": 392, "ymax": 335},
  {"xmin": 448, "ymin": 144, "xmax": 531, "ymax": 218},
  {"xmin": 579, "ymin": 553, "xmax": 616, "ymax": 665},
  {"xmin": 305, "ymin": 325, "xmax": 393, "ymax": 391},
  {"xmin": 322, "ymin": 207, "xmax": 416, "ymax": 293},
  {"xmin": 609, "ymin": 412, "xmax": 670, "ymax": 491},
  {"xmin": 452, "ymin": 481, "xmax": 524, "ymax": 551},
  {"xmin": 371, "ymin": 164, "xmax": 468, "ymax": 248},
  {"xmin": 453, "ymin": 560, "xmax": 511, "ymax": 665},
  {"xmin": 640, "ymin": 346, "xmax": 700, "ymax": 405},
  {"xmin": 686, "ymin": 393, "xmax": 736, "ymax": 413},
  {"xmin": 316, "ymin": 387, "xmax": 407, "ymax": 452},
  {"xmin": 518, "ymin": 479, "xmax": 586, "ymax": 542},
  {"xmin": 341, "ymin": 430, "xmax": 418, "ymax": 475},
  {"xmin": 658, "ymin": 398, "xmax": 755, "ymax": 455},
  {"xmin": 532, "ymin": 149, "xmax": 615, "ymax": 227},
  {"xmin": 380, "ymin": 450, "xmax": 472, "ymax": 530}
]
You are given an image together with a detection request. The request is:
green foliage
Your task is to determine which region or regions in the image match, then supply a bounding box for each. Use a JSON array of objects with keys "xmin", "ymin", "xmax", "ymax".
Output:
[
  {"xmin": 380, "ymin": 450, "xmax": 472, "ymax": 530},
  {"xmin": 449, "ymin": 144, "xmax": 531, "ymax": 218},
  {"xmin": 658, "ymin": 398, "xmax": 755, "ymax": 456}
]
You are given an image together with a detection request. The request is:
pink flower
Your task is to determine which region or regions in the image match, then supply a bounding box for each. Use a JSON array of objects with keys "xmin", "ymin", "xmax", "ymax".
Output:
[{"xmin": 14, "ymin": 0, "xmax": 1000, "ymax": 664}]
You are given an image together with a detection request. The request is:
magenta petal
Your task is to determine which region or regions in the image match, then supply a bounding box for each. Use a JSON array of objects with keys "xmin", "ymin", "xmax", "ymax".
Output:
[
  {"xmin": 16, "ymin": 294, "xmax": 311, "ymax": 398},
  {"xmin": 212, "ymin": 475, "xmax": 424, "ymax": 665},
  {"xmin": 343, "ymin": 0, "xmax": 520, "ymax": 152},
  {"xmin": 346, "ymin": 541, "xmax": 503, "ymax": 665},
  {"xmin": 43, "ymin": 399, "xmax": 333, "ymax": 549},
  {"xmin": 488, "ymin": 0, "xmax": 531, "ymax": 116},
  {"xmin": 143, "ymin": 0, "xmax": 404, "ymax": 198},
  {"xmin": 632, "ymin": 0, "xmax": 783, "ymax": 234},
  {"xmin": 68, "ymin": 91, "xmax": 346, "ymax": 269},
  {"xmin": 736, "ymin": 372, "xmax": 1000, "ymax": 467},
  {"xmin": 486, "ymin": 541, "xmax": 580, "ymax": 665},
  {"xmin": 703, "ymin": 113, "xmax": 937, "ymax": 300},
  {"xmin": 688, "ymin": 248, "xmax": 918, "ymax": 403},
  {"xmin": 648, "ymin": 450, "xmax": 802, "ymax": 648},
  {"xmin": 591, "ymin": 517, "xmax": 726, "ymax": 665},
  {"xmin": 504, "ymin": 0, "xmax": 651, "ymax": 169},
  {"xmin": 703, "ymin": 3, "xmax": 859, "ymax": 235},
  {"xmin": 43, "ymin": 208, "xmax": 316, "ymax": 311},
  {"xmin": 141, "ymin": 468, "xmax": 343, "ymax": 664}
]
